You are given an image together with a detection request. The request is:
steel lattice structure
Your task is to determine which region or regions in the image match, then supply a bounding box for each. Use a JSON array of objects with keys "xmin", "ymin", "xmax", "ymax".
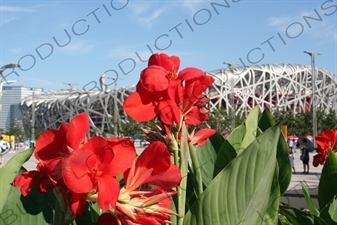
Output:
[{"xmin": 20, "ymin": 64, "xmax": 337, "ymax": 134}]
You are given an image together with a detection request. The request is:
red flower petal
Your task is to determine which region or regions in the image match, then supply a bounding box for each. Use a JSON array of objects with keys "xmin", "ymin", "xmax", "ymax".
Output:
[
  {"xmin": 126, "ymin": 142, "xmax": 171, "ymax": 191},
  {"xmin": 140, "ymin": 66, "xmax": 170, "ymax": 92},
  {"xmin": 155, "ymin": 99, "xmax": 181, "ymax": 125},
  {"xmin": 66, "ymin": 112, "xmax": 90, "ymax": 150},
  {"xmin": 63, "ymin": 137, "xmax": 114, "ymax": 193},
  {"xmin": 97, "ymin": 175, "xmax": 120, "ymax": 210},
  {"xmin": 184, "ymin": 106, "xmax": 209, "ymax": 126},
  {"xmin": 183, "ymin": 75, "xmax": 215, "ymax": 112},
  {"xmin": 34, "ymin": 129, "xmax": 67, "ymax": 163},
  {"xmin": 123, "ymin": 91, "xmax": 156, "ymax": 122},
  {"xmin": 151, "ymin": 164, "xmax": 182, "ymax": 191},
  {"xmin": 148, "ymin": 53, "xmax": 180, "ymax": 72},
  {"xmin": 191, "ymin": 128, "xmax": 216, "ymax": 145},
  {"xmin": 70, "ymin": 192, "xmax": 87, "ymax": 215},
  {"xmin": 106, "ymin": 138, "xmax": 136, "ymax": 175},
  {"xmin": 177, "ymin": 67, "xmax": 205, "ymax": 81},
  {"xmin": 12, "ymin": 171, "xmax": 40, "ymax": 196}
]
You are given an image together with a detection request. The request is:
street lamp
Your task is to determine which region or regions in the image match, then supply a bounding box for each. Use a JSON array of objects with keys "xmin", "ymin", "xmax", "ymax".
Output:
[
  {"xmin": 107, "ymin": 77, "xmax": 123, "ymax": 137},
  {"xmin": 223, "ymin": 62, "xmax": 236, "ymax": 132},
  {"xmin": 303, "ymin": 51, "xmax": 321, "ymax": 149},
  {"xmin": 63, "ymin": 82, "xmax": 78, "ymax": 92},
  {"xmin": 0, "ymin": 63, "xmax": 20, "ymax": 74}
]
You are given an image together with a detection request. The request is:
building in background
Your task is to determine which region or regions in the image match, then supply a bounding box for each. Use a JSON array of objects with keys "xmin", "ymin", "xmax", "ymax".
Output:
[
  {"xmin": 19, "ymin": 64, "xmax": 337, "ymax": 136},
  {"xmin": 0, "ymin": 86, "xmax": 43, "ymax": 133}
]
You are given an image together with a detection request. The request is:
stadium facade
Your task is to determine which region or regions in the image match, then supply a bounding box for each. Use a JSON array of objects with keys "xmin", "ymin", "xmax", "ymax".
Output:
[{"xmin": 19, "ymin": 64, "xmax": 337, "ymax": 135}]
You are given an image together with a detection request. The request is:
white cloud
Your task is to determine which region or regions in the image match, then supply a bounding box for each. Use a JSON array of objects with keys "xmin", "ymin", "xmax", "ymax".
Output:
[
  {"xmin": 127, "ymin": 2, "xmax": 168, "ymax": 29},
  {"xmin": 57, "ymin": 40, "xmax": 95, "ymax": 55},
  {"xmin": 266, "ymin": 10, "xmax": 337, "ymax": 44},
  {"xmin": 182, "ymin": 0, "xmax": 211, "ymax": 13},
  {"xmin": 0, "ymin": 16, "xmax": 18, "ymax": 26},
  {"xmin": 8, "ymin": 47, "xmax": 22, "ymax": 54},
  {"xmin": 0, "ymin": 6, "xmax": 36, "ymax": 12}
]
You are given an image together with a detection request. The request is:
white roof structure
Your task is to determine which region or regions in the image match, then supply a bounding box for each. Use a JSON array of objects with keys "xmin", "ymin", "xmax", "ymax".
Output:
[{"xmin": 20, "ymin": 63, "xmax": 337, "ymax": 134}]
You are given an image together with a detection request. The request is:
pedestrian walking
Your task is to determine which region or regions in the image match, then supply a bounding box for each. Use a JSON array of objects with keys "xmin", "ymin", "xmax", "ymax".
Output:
[
  {"xmin": 289, "ymin": 150, "xmax": 296, "ymax": 173},
  {"xmin": 300, "ymin": 139, "xmax": 310, "ymax": 174}
]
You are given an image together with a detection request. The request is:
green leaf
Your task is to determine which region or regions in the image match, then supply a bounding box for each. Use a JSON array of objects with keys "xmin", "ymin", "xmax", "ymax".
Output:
[
  {"xmin": 279, "ymin": 205, "xmax": 328, "ymax": 225},
  {"xmin": 183, "ymin": 125, "xmax": 280, "ymax": 225},
  {"xmin": 0, "ymin": 167, "xmax": 56, "ymax": 225},
  {"xmin": 258, "ymin": 108, "xmax": 276, "ymax": 132},
  {"xmin": 328, "ymin": 196, "xmax": 337, "ymax": 223},
  {"xmin": 263, "ymin": 164, "xmax": 281, "ymax": 225},
  {"xmin": 276, "ymin": 134, "xmax": 292, "ymax": 195},
  {"xmin": 208, "ymin": 131, "xmax": 224, "ymax": 154},
  {"xmin": 0, "ymin": 148, "xmax": 34, "ymax": 212},
  {"xmin": 213, "ymin": 124, "xmax": 246, "ymax": 178},
  {"xmin": 239, "ymin": 106, "xmax": 261, "ymax": 154},
  {"xmin": 259, "ymin": 108, "xmax": 291, "ymax": 194},
  {"xmin": 195, "ymin": 139, "xmax": 217, "ymax": 187},
  {"xmin": 301, "ymin": 182, "xmax": 320, "ymax": 216},
  {"xmin": 328, "ymin": 197, "xmax": 337, "ymax": 222},
  {"xmin": 318, "ymin": 150, "xmax": 337, "ymax": 224}
]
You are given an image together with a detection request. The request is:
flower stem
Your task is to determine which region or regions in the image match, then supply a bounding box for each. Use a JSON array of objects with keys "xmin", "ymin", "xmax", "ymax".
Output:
[
  {"xmin": 177, "ymin": 123, "xmax": 189, "ymax": 225},
  {"xmin": 188, "ymin": 142, "xmax": 203, "ymax": 196},
  {"xmin": 53, "ymin": 199, "xmax": 66, "ymax": 225}
]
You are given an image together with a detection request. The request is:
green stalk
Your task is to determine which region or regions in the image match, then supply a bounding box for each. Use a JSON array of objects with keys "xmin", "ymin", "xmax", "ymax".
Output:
[
  {"xmin": 53, "ymin": 200, "xmax": 65, "ymax": 225},
  {"xmin": 177, "ymin": 123, "xmax": 189, "ymax": 225},
  {"xmin": 188, "ymin": 142, "xmax": 203, "ymax": 196}
]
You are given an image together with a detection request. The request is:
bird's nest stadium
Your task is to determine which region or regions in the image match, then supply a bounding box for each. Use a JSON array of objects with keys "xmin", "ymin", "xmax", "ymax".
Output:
[{"xmin": 20, "ymin": 64, "xmax": 337, "ymax": 135}]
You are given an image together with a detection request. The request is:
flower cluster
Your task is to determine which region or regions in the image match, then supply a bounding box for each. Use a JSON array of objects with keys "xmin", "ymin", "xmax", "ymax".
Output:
[
  {"xmin": 12, "ymin": 52, "xmax": 215, "ymax": 225},
  {"xmin": 313, "ymin": 129, "xmax": 337, "ymax": 167},
  {"xmin": 123, "ymin": 53, "xmax": 215, "ymax": 127},
  {"xmin": 12, "ymin": 113, "xmax": 181, "ymax": 224}
]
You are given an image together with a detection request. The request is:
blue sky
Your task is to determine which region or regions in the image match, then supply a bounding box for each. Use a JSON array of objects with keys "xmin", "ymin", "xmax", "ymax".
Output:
[{"xmin": 1, "ymin": 0, "xmax": 336, "ymax": 91}]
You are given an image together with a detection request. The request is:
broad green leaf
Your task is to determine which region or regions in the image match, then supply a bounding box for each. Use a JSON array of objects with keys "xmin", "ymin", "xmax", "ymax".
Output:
[
  {"xmin": 213, "ymin": 124, "xmax": 246, "ymax": 178},
  {"xmin": 318, "ymin": 150, "xmax": 337, "ymax": 224},
  {"xmin": 328, "ymin": 196, "xmax": 337, "ymax": 223},
  {"xmin": 0, "ymin": 167, "xmax": 56, "ymax": 225},
  {"xmin": 208, "ymin": 131, "xmax": 224, "ymax": 154},
  {"xmin": 258, "ymin": 108, "xmax": 276, "ymax": 132},
  {"xmin": 185, "ymin": 172, "xmax": 198, "ymax": 211},
  {"xmin": 301, "ymin": 182, "xmax": 320, "ymax": 216},
  {"xmin": 195, "ymin": 139, "xmax": 217, "ymax": 187},
  {"xmin": 0, "ymin": 148, "xmax": 34, "ymax": 212},
  {"xmin": 279, "ymin": 205, "xmax": 328, "ymax": 225},
  {"xmin": 264, "ymin": 164, "xmax": 281, "ymax": 225},
  {"xmin": 276, "ymin": 134, "xmax": 292, "ymax": 195},
  {"xmin": 258, "ymin": 109, "xmax": 291, "ymax": 195},
  {"xmin": 239, "ymin": 106, "xmax": 261, "ymax": 154},
  {"xmin": 183, "ymin": 125, "xmax": 280, "ymax": 225}
]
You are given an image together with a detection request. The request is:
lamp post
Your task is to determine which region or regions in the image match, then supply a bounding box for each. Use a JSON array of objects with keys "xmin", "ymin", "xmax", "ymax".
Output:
[
  {"xmin": 63, "ymin": 82, "xmax": 78, "ymax": 93},
  {"xmin": 304, "ymin": 51, "xmax": 321, "ymax": 149},
  {"xmin": 107, "ymin": 77, "xmax": 123, "ymax": 137},
  {"xmin": 223, "ymin": 62, "xmax": 236, "ymax": 132}
]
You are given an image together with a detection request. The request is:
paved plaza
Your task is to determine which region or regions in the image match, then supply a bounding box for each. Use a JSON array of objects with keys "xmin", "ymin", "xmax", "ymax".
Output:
[{"xmin": 1, "ymin": 147, "xmax": 322, "ymax": 209}]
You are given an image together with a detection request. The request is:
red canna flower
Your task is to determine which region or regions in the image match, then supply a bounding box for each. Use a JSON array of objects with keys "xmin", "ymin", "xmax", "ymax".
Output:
[
  {"xmin": 96, "ymin": 141, "xmax": 182, "ymax": 225},
  {"xmin": 315, "ymin": 129, "xmax": 337, "ymax": 152},
  {"xmin": 34, "ymin": 112, "xmax": 90, "ymax": 184},
  {"xmin": 123, "ymin": 53, "xmax": 214, "ymax": 126},
  {"xmin": 62, "ymin": 137, "xmax": 136, "ymax": 210},
  {"xmin": 189, "ymin": 128, "xmax": 216, "ymax": 146},
  {"xmin": 12, "ymin": 112, "xmax": 91, "ymax": 216},
  {"xmin": 312, "ymin": 129, "xmax": 337, "ymax": 167}
]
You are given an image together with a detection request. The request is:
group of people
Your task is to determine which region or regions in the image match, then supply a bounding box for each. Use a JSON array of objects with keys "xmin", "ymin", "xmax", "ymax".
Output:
[{"xmin": 288, "ymin": 138, "xmax": 310, "ymax": 174}]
